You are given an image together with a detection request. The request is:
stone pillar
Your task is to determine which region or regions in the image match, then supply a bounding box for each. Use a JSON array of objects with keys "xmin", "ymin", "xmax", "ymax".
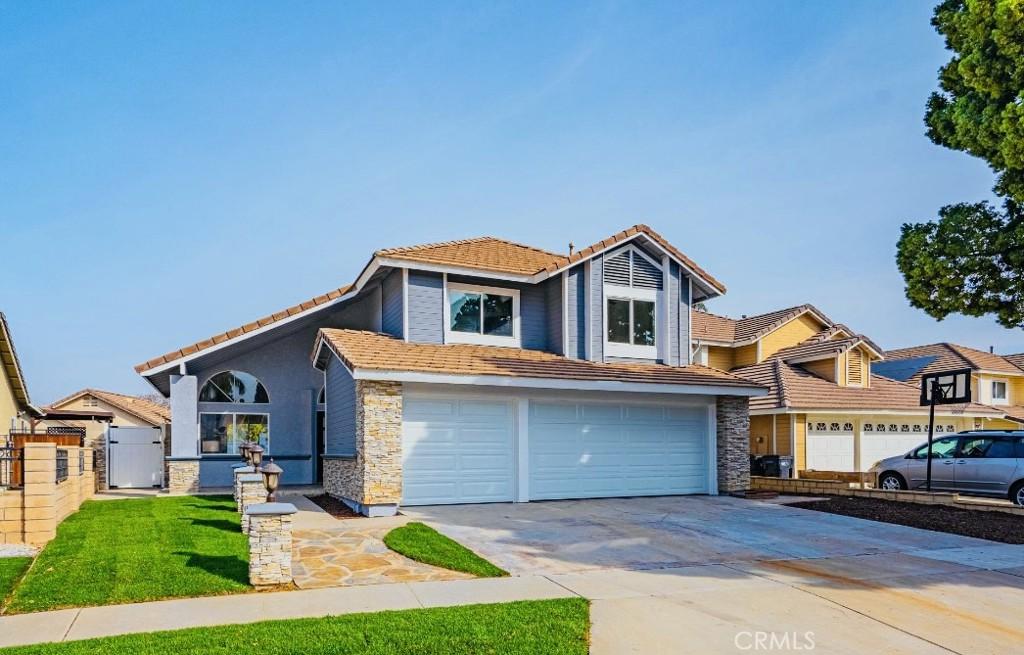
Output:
[
  {"xmin": 233, "ymin": 464, "xmax": 255, "ymax": 510},
  {"xmin": 247, "ymin": 503, "xmax": 297, "ymax": 587},
  {"xmin": 22, "ymin": 443, "xmax": 57, "ymax": 545},
  {"xmin": 239, "ymin": 474, "xmax": 266, "ymax": 532},
  {"xmin": 355, "ymin": 380, "xmax": 402, "ymax": 513},
  {"xmin": 65, "ymin": 446, "xmax": 81, "ymax": 517},
  {"xmin": 716, "ymin": 396, "xmax": 751, "ymax": 494},
  {"xmin": 167, "ymin": 373, "xmax": 200, "ymax": 493}
]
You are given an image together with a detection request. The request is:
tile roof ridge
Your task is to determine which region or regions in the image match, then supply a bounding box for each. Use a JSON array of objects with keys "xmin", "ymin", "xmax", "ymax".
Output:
[
  {"xmin": 773, "ymin": 359, "xmax": 791, "ymax": 408},
  {"xmin": 375, "ymin": 236, "xmax": 497, "ymax": 255}
]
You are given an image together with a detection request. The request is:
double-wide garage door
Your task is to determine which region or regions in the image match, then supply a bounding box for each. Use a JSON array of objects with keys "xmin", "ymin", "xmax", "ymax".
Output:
[{"xmin": 402, "ymin": 392, "xmax": 710, "ymax": 506}]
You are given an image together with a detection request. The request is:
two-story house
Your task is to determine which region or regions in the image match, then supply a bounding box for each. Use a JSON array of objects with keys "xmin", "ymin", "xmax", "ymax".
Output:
[
  {"xmin": 876, "ymin": 344, "xmax": 1024, "ymax": 430},
  {"xmin": 691, "ymin": 305, "xmax": 1007, "ymax": 474},
  {"xmin": 137, "ymin": 225, "xmax": 766, "ymax": 515}
]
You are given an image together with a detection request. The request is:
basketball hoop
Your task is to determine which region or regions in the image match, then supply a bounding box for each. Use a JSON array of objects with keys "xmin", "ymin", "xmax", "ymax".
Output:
[{"xmin": 919, "ymin": 368, "xmax": 972, "ymax": 492}]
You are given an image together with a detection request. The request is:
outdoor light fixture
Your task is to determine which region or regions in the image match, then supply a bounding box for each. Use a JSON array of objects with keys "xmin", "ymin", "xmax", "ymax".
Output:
[
  {"xmin": 239, "ymin": 441, "xmax": 252, "ymax": 465},
  {"xmin": 260, "ymin": 458, "xmax": 283, "ymax": 502},
  {"xmin": 249, "ymin": 444, "xmax": 264, "ymax": 468}
]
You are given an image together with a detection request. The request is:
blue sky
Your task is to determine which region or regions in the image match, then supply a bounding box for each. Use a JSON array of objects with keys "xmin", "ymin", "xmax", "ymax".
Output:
[{"xmin": 3, "ymin": 1, "xmax": 1021, "ymax": 402}]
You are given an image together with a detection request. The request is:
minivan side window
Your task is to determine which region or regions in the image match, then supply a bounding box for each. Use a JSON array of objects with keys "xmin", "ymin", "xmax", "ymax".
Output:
[
  {"xmin": 1015, "ymin": 437, "xmax": 1024, "ymax": 458},
  {"xmin": 960, "ymin": 437, "xmax": 996, "ymax": 458},
  {"xmin": 911, "ymin": 436, "xmax": 959, "ymax": 459},
  {"xmin": 984, "ymin": 438, "xmax": 1016, "ymax": 458}
]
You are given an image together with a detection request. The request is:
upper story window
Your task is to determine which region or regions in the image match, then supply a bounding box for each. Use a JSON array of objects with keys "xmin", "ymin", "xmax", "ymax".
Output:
[
  {"xmin": 82, "ymin": 396, "xmax": 98, "ymax": 408},
  {"xmin": 199, "ymin": 371, "xmax": 269, "ymax": 403},
  {"xmin": 605, "ymin": 286, "xmax": 658, "ymax": 358},
  {"xmin": 991, "ymin": 379, "xmax": 1008, "ymax": 404},
  {"xmin": 445, "ymin": 282, "xmax": 520, "ymax": 346}
]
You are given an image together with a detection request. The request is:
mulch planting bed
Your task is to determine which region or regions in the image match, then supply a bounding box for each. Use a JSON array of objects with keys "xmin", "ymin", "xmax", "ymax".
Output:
[
  {"xmin": 789, "ymin": 496, "xmax": 1024, "ymax": 544},
  {"xmin": 306, "ymin": 494, "xmax": 362, "ymax": 519}
]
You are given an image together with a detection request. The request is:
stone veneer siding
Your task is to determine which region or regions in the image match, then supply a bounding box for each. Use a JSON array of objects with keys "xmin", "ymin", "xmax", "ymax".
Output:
[
  {"xmin": 248, "ymin": 512, "xmax": 294, "ymax": 586},
  {"xmin": 165, "ymin": 460, "xmax": 200, "ymax": 494},
  {"xmin": 716, "ymin": 395, "xmax": 750, "ymax": 493},
  {"xmin": 323, "ymin": 380, "xmax": 403, "ymax": 509}
]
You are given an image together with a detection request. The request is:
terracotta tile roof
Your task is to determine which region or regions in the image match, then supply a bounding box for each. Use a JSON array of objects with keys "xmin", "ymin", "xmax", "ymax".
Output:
[
  {"xmin": 0, "ymin": 312, "xmax": 41, "ymax": 417},
  {"xmin": 316, "ymin": 329, "xmax": 764, "ymax": 391},
  {"xmin": 135, "ymin": 283, "xmax": 354, "ymax": 373},
  {"xmin": 692, "ymin": 310, "xmax": 736, "ymax": 343},
  {"xmin": 773, "ymin": 336, "xmax": 866, "ymax": 363},
  {"xmin": 541, "ymin": 224, "xmax": 726, "ymax": 294},
  {"xmin": 137, "ymin": 224, "xmax": 723, "ymax": 375},
  {"xmin": 47, "ymin": 389, "xmax": 171, "ymax": 426},
  {"xmin": 692, "ymin": 304, "xmax": 833, "ymax": 346},
  {"xmin": 377, "ymin": 237, "xmax": 563, "ymax": 276},
  {"xmin": 1004, "ymin": 353, "xmax": 1024, "ymax": 371},
  {"xmin": 734, "ymin": 359, "xmax": 1004, "ymax": 416},
  {"xmin": 883, "ymin": 343, "xmax": 1024, "ymax": 382}
]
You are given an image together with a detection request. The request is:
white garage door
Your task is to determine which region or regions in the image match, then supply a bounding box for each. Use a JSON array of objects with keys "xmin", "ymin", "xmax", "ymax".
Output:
[
  {"xmin": 805, "ymin": 431, "xmax": 855, "ymax": 471},
  {"xmin": 859, "ymin": 434, "xmax": 924, "ymax": 472},
  {"xmin": 402, "ymin": 394, "xmax": 515, "ymax": 505},
  {"xmin": 529, "ymin": 401, "xmax": 709, "ymax": 500}
]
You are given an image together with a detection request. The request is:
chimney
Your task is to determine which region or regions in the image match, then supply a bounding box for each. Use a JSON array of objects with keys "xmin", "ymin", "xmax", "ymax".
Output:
[{"xmin": 568, "ymin": 242, "xmax": 575, "ymax": 255}]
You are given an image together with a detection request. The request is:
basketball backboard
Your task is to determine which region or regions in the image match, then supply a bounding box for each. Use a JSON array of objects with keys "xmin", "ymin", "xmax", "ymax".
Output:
[{"xmin": 920, "ymin": 368, "xmax": 972, "ymax": 406}]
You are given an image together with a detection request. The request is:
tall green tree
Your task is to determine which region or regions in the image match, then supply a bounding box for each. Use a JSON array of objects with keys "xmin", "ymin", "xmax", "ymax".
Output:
[{"xmin": 897, "ymin": 0, "xmax": 1024, "ymax": 328}]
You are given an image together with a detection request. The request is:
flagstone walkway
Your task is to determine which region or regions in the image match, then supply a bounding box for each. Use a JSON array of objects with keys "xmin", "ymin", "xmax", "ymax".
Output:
[
  {"xmin": 281, "ymin": 493, "xmax": 470, "ymax": 589},
  {"xmin": 291, "ymin": 524, "xmax": 471, "ymax": 588}
]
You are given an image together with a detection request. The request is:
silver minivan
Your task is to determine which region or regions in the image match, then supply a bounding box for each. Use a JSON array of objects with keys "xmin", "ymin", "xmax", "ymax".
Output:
[{"xmin": 867, "ymin": 430, "xmax": 1024, "ymax": 505}]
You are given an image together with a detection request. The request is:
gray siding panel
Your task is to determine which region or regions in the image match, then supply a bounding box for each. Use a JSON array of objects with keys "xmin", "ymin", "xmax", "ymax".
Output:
[
  {"xmin": 590, "ymin": 256, "xmax": 604, "ymax": 362},
  {"xmin": 325, "ymin": 356, "xmax": 356, "ymax": 455},
  {"xmin": 544, "ymin": 276, "xmax": 563, "ymax": 356},
  {"xmin": 407, "ymin": 271, "xmax": 444, "ymax": 344},
  {"xmin": 678, "ymin": 268, "xmax": 691, "ymax": 366},
  {"xmin": 381, "ymin": 269, "xmax": 404, "ymax": 338},
  {"xmin": 565, "ymin": 265, "xmax": 586, "ymax": 359},
  {"xmin": 669, "ymin": 263, "xmax": 681, "ymax": 366}
]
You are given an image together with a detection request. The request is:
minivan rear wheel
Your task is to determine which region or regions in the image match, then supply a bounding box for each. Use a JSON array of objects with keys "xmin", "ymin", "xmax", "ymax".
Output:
[
  {"xmin": 878, "ymin": 472, "xmax": 906, "ymax": 491},
  {"xmin": 1010, "ymin": 481, "xmax": 1024, "ymax": 507}
]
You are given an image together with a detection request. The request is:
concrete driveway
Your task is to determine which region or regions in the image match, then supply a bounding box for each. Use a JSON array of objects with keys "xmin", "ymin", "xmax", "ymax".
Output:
[{"xmin": 405, "ymin": 496, "xmax": 1024, "ymax": 654}]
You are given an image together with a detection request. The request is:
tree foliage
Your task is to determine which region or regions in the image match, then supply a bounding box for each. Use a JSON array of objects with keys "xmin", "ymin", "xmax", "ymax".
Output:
[{"xmin": 897, "ymin": 0, "xmax": 1024, "ymax": 327}]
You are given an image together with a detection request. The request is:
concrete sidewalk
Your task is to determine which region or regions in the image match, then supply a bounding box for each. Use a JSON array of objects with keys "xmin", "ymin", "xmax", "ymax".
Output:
[{"xmin": 0, "ymin": 576, "xmax": 573, "ymax": 648}]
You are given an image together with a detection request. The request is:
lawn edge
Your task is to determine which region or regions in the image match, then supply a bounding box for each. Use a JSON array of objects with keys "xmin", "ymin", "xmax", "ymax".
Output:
[{"xmin": 384, "ymin": 521, "xmax": 509, "ymax": 578}]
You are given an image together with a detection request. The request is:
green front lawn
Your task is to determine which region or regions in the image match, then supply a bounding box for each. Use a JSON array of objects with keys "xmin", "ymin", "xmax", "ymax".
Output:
[
  {"xmin": 0, "ymin": 599, "xmax": 589, "ymax": 654},
  {"xmin": 383, "ymin": 522, "xmax": 507, "ymax": 577},
  {"xmin": 6, "ymin": 495, "xmax": 248, "ymax": 614},
  {"xmin": 0, "ymin": 558, "xmax": 32, "ymax": 608}
]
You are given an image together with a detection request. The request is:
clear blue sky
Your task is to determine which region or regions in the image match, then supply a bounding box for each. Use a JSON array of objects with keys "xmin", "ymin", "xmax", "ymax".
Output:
[{"xmin": 3, "ymin": 1, "xmax": 1021, "ymax": 402}]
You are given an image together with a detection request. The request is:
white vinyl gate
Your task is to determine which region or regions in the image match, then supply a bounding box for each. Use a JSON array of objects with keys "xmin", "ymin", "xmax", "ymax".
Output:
[{"xmin": 107, "ymin": 426, "xmax": 164, "ymax": 488}]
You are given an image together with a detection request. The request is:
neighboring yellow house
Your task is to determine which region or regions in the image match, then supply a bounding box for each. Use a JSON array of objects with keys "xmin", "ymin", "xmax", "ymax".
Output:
[
  {"xmin": 692, "ymin": 305, "xmax": 1010, "ymax": 474},
  {"xmin": 44, "ymin": 389, "xmax": 170, "ymax": 489},
  {"xmin": 0, "ymin": 312, "xmax": 43, "ymax": 440},
  {"xmin": 879, "ymin": 344, "xmax": 1024, "ymax": 431}
]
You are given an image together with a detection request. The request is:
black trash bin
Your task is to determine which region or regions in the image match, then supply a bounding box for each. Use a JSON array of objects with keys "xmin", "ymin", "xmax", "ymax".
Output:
[
  {"xmin": 750, "ymin": 455, "xmax": 764, "ymax": 476},
  {"xmin": 760, "ymin": 455, "xmax": 781, "ymax": 477}
]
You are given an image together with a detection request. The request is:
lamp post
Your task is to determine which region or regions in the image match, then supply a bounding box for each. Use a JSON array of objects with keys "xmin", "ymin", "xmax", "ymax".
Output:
[
  {"xmin": 260, "ymin": 458, "xmax": 283, "ymax": 502},
  {"xmin": 239, "ymin": 441, "xmax": 252, "ymax": 465},
  {"xmin": 249, "ymin": 444, "xmax": 264, "ymax": 469}
]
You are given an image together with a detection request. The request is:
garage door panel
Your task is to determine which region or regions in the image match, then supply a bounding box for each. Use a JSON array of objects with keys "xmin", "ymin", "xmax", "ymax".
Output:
[
  {"xmin": 403, "ymin": 394, "xmax": 515, "ymax": 506},
  {"xmin": 806, "ymin": 432, "xmax": 854, "ymax": 471},
  {"xmin": 529, "ymin": 401, "xmax": 709, "ymax": 500}
]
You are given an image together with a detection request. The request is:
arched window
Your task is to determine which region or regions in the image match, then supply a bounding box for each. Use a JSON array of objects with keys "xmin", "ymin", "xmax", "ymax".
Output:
[
  {"xmin": 318, "ymin": 386, "xmax": 325, "ymax": 405},
  {"xmin": 199, "ymin": 371, "xmax": 269, "ymax": 403}
]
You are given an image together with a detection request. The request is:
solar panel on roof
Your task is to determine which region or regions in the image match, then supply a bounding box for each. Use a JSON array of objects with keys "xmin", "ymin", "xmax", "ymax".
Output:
[{"xmin": 873, "ymin": 355, "xmax": 938, "ymax": 381}]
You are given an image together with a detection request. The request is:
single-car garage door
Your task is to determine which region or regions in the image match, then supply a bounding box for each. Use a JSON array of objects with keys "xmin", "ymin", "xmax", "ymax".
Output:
[
  {"xmin": 402, "ymin": 394, "xmax": 515, "ymax": 505},
  {"xmin": 806, "ymin": 429, "xmax": 855, "ymax": 471},
  {"xmin": 529, "ymin": 400, "xmax": 710, "ymax": 500}
]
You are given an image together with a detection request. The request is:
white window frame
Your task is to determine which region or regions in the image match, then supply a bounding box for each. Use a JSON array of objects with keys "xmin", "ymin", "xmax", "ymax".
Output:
[
  {"xmin": 199, "ymin": 411, "xmax": 270, "ymax": 455},
  {"xmin": 443, "ymin": 282, "xmax": 521, "ymax": 347},
  {"xmin": 990, "ymin": 378, "xmax": 1009, "ymax": 405},
  {"xmin": 603, "ymin": 284, "xmax": 658, "ymax": 359}
]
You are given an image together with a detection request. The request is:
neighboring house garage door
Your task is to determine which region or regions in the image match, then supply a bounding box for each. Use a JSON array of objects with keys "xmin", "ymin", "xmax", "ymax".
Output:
[
  {"xmin": 402, "ymin": 394, "xmax": 516, "ymax": 505},
  {"xmin": 529, "ymin": 400, "xmax": 709, "ymax": 500},
  {"xmin": 805, "ymin": 422, "xmax": 855, "ymax": 471}
]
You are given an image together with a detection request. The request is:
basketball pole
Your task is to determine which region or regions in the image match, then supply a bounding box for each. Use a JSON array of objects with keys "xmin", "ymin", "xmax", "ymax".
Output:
[{"xmin": 926, "ymin": 378, "xmax": 938, "ymax": 492}]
